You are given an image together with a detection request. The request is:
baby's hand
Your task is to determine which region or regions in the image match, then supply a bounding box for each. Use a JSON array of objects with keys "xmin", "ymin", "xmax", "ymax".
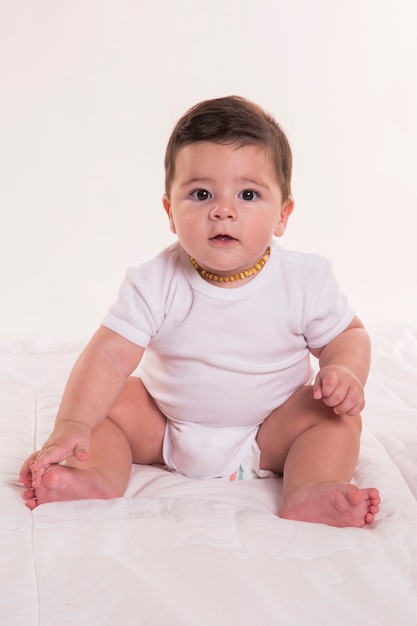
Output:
[
  {"xmin": 19, "ymin": 421, "xmax": 92, "ymax": 488},
  {"xmin": 312, "ymin": 365, "xmax": 365, "ymax": 416}
]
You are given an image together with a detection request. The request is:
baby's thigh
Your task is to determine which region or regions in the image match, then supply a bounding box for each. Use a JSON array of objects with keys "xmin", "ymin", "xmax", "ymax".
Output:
[
  {"xmin": 107, "ymin": 376, "xmax": 166, "ymax": 464},
  {"xmin": 256, "ymin": 385, "xmax": 336, "ymax": 474}
]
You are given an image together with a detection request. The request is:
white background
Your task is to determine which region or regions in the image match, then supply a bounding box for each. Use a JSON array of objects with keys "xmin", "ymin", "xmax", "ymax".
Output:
[{"xmin": 1, "ymin": 0, "xmax": 416, "ymax": 341}]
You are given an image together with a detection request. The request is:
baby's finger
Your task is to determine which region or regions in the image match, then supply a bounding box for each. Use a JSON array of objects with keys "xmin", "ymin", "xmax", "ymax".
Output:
[
  {"xmin": 31, "ymin": 444, "xmax": 69, "ymax": 470},
  {"xmin": 18, "ymin": 451, "xmax": 39, "ymax": 484},
  {"xmin": 333, "ymin": 393, "xmax": 365, "ymax": 416},
  {"xmin": 319, "ymin": 371, "xmax": 341, "ymax": 400},
  {"xmin": 29, "ymin": 446, "xmax": 67, "ymax": 487},
  {"xmin": 30, "ymin": 463, "xmax": 49, "ymax": 489},
  {"xmin": 74, "ymin": 444, "xmax": 89, "ymax": 462},
  {"xmin": 312, "ymin": 373, "xmax": 324, "ymax": 399}
]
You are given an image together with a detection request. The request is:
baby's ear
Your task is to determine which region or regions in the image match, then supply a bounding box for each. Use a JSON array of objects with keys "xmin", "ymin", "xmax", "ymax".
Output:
[
  {"xmin": 274, "ymin": 197, "xmax": 294, "ymax": 237},
  {"xmin": 162, "ymin": 195, "xmax": 176, "ymax": 234}
]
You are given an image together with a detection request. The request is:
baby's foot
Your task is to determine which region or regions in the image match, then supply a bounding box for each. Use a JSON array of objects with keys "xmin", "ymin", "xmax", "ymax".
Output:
[
  {"xmin": 279, "ymin": 481, "xmax": 380, "ymax": 527},
  {"xmin": 21, "ymin": 464, "xmax": 119, "ymax": 510}
]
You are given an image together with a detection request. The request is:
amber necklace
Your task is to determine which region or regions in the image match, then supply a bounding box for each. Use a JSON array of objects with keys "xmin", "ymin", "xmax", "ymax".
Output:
[{"xmin": 190, "ymin": 247, "xmax": 270, "ymax": 283}]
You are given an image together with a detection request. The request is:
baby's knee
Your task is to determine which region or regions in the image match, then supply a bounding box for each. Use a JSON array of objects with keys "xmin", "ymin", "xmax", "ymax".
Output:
[{"xmin": 349, "ymin": 413, "xmax": 362, "ymax": 434}]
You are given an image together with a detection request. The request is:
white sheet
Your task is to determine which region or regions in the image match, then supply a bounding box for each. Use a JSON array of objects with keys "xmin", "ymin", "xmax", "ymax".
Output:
[{"xmin": 1, "ymin": 324, "xmax": 417, "ymax": 625}]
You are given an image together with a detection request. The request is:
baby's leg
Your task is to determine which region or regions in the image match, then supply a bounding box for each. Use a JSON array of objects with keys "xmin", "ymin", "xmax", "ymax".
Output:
[
  {"xmin": 22, "ymin": 377, "xmax": 166, "ymax": 509},
  {"xmin": 256, "ymin": 386, "xmax": 380, "ymax": 527}
]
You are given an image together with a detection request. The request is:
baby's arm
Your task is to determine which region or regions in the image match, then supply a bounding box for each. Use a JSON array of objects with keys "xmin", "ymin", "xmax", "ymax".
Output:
[
  {"xmin": 19, "ymin": 327, "xmax": 144, "ymax": 487},
  {"xmin": 310, "ymin": 316, "xmax": 371, "ymax": 415}
]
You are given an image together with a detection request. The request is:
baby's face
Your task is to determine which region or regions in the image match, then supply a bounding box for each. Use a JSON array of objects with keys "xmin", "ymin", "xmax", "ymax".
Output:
[{"xmin": 163, "ymin": 142, "xmax": 293, "ymax": 283}]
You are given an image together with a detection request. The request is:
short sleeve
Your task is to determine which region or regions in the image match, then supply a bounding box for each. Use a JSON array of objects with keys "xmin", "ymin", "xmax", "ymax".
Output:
[
  {"xmin": 101, "ymin": 244, "xmax": 181, "ymax": 347},
  {"xmin": 101, "ymin": 269, "xmax": 161, "ymax": 347},
  {"xmin": 302, "ymin": 257, "xmax": 355, "ymax": 348}
]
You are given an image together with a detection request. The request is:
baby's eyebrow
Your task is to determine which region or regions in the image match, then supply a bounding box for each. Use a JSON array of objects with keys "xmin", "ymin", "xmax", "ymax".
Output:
[
  {"xmin": 179, "ymin": 177, "xmax": 212, "ymax": 188},
  {"xmin": 178, "ymin": 176, "xmax": 271, "ymax": 191},
  {"xmin": 238, "ymin": 177, "xmax": 270, "ymax": 189}
]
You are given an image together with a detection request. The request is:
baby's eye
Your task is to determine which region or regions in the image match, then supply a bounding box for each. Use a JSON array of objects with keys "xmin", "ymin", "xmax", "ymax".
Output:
[
  {"xmin": 190, "ymin": 189, "xmax": 212, "ymax": 201},
  {"xmin": 239, "ymin": 189, "xmax": 259, "ymax": 201}
]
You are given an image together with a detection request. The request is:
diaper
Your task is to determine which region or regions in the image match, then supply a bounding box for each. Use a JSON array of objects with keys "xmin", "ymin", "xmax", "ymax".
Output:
[{"xmin": 228, "ymin": 439, "xmax": 277, "ymax": 481}]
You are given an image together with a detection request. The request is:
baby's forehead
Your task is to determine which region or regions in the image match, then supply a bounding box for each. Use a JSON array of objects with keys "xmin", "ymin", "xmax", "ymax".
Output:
[
  {"xmin": 175, "ymin": 140, "xmax": 272, "ymax": 165},
  {"xmin": 173, "ymin": 141, "xmax": 279, "ymax": 180}
]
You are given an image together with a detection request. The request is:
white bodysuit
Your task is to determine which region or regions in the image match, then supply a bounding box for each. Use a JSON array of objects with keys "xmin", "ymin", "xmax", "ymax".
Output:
[{"xmin": 102, "ymin": 239, "xmax": 354, "ymax": 479}]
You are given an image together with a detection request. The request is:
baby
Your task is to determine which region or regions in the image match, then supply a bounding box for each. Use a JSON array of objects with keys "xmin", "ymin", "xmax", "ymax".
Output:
[{"xmin": 19, "ymin": 95, "xmax": 380, "ymax": 527}]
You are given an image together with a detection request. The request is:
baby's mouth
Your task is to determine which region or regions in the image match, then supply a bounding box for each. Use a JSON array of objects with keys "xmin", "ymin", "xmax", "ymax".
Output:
[{"xmin": 210, "ymin": 234, "xmax": 237, "ymax": 241}]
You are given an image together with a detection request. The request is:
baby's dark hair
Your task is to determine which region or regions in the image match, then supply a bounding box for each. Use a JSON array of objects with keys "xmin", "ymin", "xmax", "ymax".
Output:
[{"xmin": 164, "ymin": 95, "xmax": 292, "ymax": 199}]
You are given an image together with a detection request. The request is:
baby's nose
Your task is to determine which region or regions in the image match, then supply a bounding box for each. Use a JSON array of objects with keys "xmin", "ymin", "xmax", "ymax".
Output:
[{"xmin": 209, "ymin": 202, "xmax": 237, "ymax": 220}]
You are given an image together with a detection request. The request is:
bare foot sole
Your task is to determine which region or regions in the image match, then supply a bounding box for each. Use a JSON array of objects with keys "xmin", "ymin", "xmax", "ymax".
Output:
[
  {"xmin": 279, "ymin": 481, "xmax": 381, "ymax": 528},
  {"xmin": 21, "ymin": 464, "xmax": 120, "ymax": 510}
]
